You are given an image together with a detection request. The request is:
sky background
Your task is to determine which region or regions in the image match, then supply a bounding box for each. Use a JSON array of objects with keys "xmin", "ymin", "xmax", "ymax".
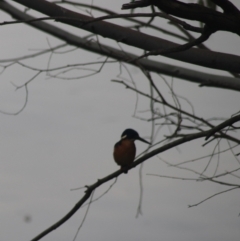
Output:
[{"xmin": 0, "ymin": 1, "xmax": 240, "ymax": 241}]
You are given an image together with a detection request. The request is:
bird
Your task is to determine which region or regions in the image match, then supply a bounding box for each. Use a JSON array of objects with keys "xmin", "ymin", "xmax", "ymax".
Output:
[{"xmin": 113, "ymin": 129, "xmax": 150, "ymax": 173}]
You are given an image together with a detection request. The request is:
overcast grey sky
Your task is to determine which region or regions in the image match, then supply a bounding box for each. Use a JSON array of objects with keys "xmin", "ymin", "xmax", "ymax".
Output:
[{"xmin": 0, "ymin": 1, "xmax": 240, "ymax": 241}]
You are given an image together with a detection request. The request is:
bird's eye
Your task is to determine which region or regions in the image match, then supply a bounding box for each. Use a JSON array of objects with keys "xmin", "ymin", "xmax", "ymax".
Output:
[{"xmin": 121, "ymin": 135, "xmax": 127, "ymax": 139}]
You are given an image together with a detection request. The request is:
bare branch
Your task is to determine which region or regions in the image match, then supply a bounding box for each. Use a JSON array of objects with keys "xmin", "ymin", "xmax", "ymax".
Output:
[
  {"xmin": 205, "ymin": 114, "xmax": 240, "ymax": 140},
  {"xmin": 30, "ymin": 123, "xmax": 239, "ymax": 241},
  {"xmin": 210, "ymin": 0, "xmax": 240, "ymax": 15},
  {"xmin": 147, "ymin": 174, "xmax": 200, "ymax": 181},
  {"xmin": 1, "ymin": 1, "xmax": 240, "ymax": 91},
  {"xmin": 123, "ymin": 0, "xmax": 240, "ymax": 35},
  {"xmin": 0, "ymin": 43, "xmax": 67, "ymax": 63},
  {"xmin": 188, "ymin": 187, "xmax": 239, "ymax": 208},
  {"xmin": 81, "ymin": 12, "xmax": 203, "ymax": 33},
  {"xmin": 72, "ymin": 190, "xmax": 94, "ymax": 241},
  {"xmin": 54, "ymin": 1, "xmax": 190, "ymax": 41},
  {"xmin": 133, "ymin": 26, "xmax": 214, "ymax": 60},
  {"xmin": 3, "ymin": 0, "xmax": 240, "ymax": 73}
]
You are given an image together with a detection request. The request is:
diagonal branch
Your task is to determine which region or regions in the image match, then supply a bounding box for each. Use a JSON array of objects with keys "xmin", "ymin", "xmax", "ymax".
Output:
[
  {"xmin": 205, "ymin": 114, "xmax": 240, "ymax": 140},
  {"xmin": 31, "ymin": 125, "xmax": 239, "ymax": 241},
  {"xmin": 188, "ymin": 186, "xmax": 239, "ymax": 207},
  {"xmin": 123, "ymin": 0, "xmax": 240, "ymax": 35},
  {"xmin": 4, "ymin": 0, "xmax": 240, "ymax": 73},
  {"xmin": 134, "ymin": 26, "xmax": 214, "ymax": 60},
  {"xmin": 80, "ymin": 12, "xmax": 203, "ymax": 33},
  {"xmin": 1, "ymin": 0, "xmax": 240, "ymax": 91},
  {"xmin": 53, "ymin": 1, "xmax": 191, "ymax": 41}
]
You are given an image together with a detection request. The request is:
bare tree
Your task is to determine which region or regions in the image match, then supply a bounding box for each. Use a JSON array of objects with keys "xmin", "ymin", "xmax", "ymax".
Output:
[{"xmin": 0, "ymin": 1, "xmax": 239, "ymax": 241}]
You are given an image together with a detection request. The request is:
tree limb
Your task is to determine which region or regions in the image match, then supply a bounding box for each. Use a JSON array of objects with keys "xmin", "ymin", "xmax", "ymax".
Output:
[
  {"xmin": 123, "ymin": 0, "xmax": 240, "ymax": 35},
  {"xmin": 205, "ymin": 114, "xmax": 240, "ymax": 140},
  {"xmin": 30, "ymin": 124, "xmax": 239, "ymax": 241},
  {"xmin": 210, "ymin": 0, "xmax": 240, "ymax": 15},
  {"xmin": 1, "ymin": 0, "xmax": 240, "ymax": 91},
  {"xmin": 4, "ymin": 0, "xmax": 240, "ymax": 73}
]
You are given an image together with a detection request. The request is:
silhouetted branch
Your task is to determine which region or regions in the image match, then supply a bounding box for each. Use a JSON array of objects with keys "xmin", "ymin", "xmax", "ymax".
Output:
[
  {"xmin": 1, "ymin": 0, "xmax": 240, "ymax": 91},
  {"xmin": 188, "ymin": 187, "xmax": 239, "ymax": 207},
  {"xmin": 211, "ymin": 0, "xmax": 240, "ymax": 15},
  {"xmin": 31, "ymin": 126, "xmax": 237, "ymax": 241},
  {"xmin": 133, "ymin": 26, "xmax": 214, "ymax": 61},
  {"xmin": 205, "ymin": 114, "xmax": 240, "ymax": 140},
  {"xmin": 122, "ymin": 0, "xmax": 240, "ymax": 35},
  {"xmin": 4, "ymin": 0, "xmax": 240, "ymax": 73}
]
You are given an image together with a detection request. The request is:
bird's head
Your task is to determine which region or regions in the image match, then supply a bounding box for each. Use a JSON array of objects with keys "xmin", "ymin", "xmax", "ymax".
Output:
[{"xmin": 121, "ymin": 128, "xmax": 150, "ymax": 144}]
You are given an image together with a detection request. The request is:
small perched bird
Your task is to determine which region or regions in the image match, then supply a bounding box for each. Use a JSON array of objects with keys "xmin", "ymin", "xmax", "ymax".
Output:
[{"xmin": 113, "ymin": 129, "xmax": 150, "ymax": 173}]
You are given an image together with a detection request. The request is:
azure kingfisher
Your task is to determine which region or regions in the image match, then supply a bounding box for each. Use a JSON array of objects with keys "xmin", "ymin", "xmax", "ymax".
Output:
[{"xmin": 113, "ymin": 129, "xmax": 150, "ymax": 173}]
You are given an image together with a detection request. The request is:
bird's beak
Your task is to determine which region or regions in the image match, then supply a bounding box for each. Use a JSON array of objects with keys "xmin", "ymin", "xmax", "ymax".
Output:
[{"xmin": 137, "ymin": 136, "xmax": 151, "ymax": 144}]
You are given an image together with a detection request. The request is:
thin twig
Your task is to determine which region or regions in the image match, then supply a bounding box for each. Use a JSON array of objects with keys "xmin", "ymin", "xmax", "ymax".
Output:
[{"xmin": 188, "ymin": 187, "xmax": 239, "ymax": 208}]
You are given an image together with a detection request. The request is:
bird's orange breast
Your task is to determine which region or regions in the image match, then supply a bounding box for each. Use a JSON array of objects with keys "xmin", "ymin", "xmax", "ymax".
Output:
[{"xmin": 113, "ymin": 139, "xmax": 136, "ymax": 167}]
